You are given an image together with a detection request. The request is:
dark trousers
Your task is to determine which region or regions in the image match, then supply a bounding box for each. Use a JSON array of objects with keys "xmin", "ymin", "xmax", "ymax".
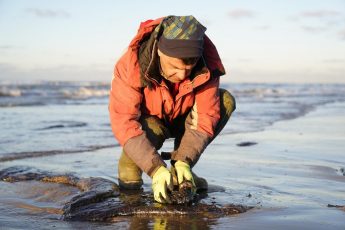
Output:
[{"xmin": 139, "ymin": 88, "xmax": 236, "ymax": 152}]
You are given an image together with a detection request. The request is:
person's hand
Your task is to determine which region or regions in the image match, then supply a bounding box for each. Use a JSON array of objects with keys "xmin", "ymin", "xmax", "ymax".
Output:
[
  {"xmin": 152, "ymin": 166, "xmax": 173, "ymax": 203},
  {"xmin": 174, "ymin": 160, "xmax": 196, "ymax": 188}
]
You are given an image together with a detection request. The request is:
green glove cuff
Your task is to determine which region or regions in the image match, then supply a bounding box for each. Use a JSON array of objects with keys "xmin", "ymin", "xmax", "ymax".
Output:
[{"xmin": 175, "ymin": 160, "xmax": 190, "ymax": 168}]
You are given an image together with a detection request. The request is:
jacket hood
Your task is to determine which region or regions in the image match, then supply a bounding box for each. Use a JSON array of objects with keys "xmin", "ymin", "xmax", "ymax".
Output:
[{"xmin": 129, "ymin": 17, "xmax": 226, "ymax": 88}]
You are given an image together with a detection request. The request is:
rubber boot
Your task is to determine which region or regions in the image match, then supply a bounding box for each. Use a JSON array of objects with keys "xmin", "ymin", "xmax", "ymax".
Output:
[
  {"xmin": 118, "ymin": 150, "xmax": 143, "ymax": 190},
  {"xmin": 192, "ymin": 171, "xmax": 208, "ymax": 192}
]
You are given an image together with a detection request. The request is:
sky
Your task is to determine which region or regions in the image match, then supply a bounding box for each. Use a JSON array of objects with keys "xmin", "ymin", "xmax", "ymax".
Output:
[{"xmin": 0, "ymin": 0, "xmax": 345, "ymax": 83}]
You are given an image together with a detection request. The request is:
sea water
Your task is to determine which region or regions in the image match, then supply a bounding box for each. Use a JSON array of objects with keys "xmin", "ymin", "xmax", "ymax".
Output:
[
  {"xmin": 1, "ymin": 81, "xmax": 345, "ymax": 229},
  {"xmin": 0, "ymin": 81, "xmax": 344, "ymax": 159}
]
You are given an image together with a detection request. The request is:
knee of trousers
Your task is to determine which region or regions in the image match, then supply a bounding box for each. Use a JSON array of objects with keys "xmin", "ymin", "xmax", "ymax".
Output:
[
  {"xmin": 139, "ymin": 115, "xmax": 170, "ymax": 150},
  {"xmin": 219, "ymin": 88, "xmax": 236, "ymax": 116}
]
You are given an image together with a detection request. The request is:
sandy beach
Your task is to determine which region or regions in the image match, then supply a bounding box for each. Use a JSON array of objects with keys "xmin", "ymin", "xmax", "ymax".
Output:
[{"xmin": 1, "ymin": 100, "xmax": 344, "ymax": 229}]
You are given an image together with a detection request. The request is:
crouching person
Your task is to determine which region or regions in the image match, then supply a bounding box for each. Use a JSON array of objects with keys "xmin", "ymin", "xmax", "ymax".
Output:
[{"xmin": 109, "ymin": 15, "xmax": 236, "ymax": 203}]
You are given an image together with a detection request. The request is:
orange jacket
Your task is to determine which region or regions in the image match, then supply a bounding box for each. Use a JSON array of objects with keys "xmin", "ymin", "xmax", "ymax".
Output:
[{"xmin": 109, "ymin": 17, "xmax": 226, "ymax": 175}]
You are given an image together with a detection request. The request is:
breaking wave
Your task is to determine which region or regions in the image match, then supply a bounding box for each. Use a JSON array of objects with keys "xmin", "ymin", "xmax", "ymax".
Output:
[
  {"xmin": 0, "ymin": 87, "xmax": 21, "ymax": 97},
  {"xmin": 0, "ymin": 81, "xmax": 110, "ymax": 107},
  {"xmin": 61, "ymin": 87, "xmax": 109, "ymax": 99}
]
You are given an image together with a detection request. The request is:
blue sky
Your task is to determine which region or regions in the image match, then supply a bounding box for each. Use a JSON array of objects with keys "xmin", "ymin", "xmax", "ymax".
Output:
[{"xmin": 0, "ymin": 0, "xmax": 344, "ymax": 83}]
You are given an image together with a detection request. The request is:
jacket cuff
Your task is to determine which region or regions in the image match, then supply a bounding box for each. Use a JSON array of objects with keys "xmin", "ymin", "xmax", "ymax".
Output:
[
  {"xmin": 124, "ymin": 133, "xmax": 166, "ymax": 177},
  {"xmin": 171, "ymin": 128, "xmax": 210, "ymax": 167}
]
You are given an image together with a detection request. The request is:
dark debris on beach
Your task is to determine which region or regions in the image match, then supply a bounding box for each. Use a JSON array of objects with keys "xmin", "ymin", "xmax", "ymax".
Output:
[
  {"xmin": 327, "ymin": 204, "xmax": 345, "ymax": 212},
  {"xmin": 236, "ymin": 141, "xmax": 258, "ymax": 147},
  {"xmin": 0, "ymin": 166, "xmax": 252, "ymax": 222}
]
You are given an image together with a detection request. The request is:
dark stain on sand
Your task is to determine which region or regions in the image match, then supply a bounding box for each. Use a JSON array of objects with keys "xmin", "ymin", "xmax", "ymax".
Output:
[
  {"xmin": 236, "ymin": 141, "xmax": 258, "ymax": 147},
  {"xmin": 0, "ymin": 166, "xmax": 252, "ymax": 222}
]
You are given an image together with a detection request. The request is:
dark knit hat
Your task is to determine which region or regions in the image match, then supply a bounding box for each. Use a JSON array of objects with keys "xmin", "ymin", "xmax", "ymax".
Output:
[{"xmin": 157, "ymin": 15, "xmax": 207, "ymax": 58}]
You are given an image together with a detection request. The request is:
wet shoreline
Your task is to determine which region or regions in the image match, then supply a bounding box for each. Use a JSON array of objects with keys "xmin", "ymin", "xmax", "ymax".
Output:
[{"xmin": 1, "ymin": 102, "xmax": 345, "ymax": 229}]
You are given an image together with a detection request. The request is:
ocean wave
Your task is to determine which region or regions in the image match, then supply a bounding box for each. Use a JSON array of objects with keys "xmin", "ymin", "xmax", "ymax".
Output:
[
  {"xmin": 61, "ymin": 87, "xmax": 109, "ymax": 99},
  {"xmin": 0, "ymin": 82, "xmax": 110, "ymax": 107},
  {"xmin": 233, "ymin": 88, "xmax": 285, "ymax": 97},
  {"xmin": 0, "ymin": 87, "xmax": 21, "ymax": 97},
  {"xmin": 0, "ymin": 103, "xmax": 46, "ymax": 108},
  {"xmin": 225, "ymin": 83, "xmax": 345, "ymax": 98},
  {"xmin": 1, "ymin": 82, "xmax": 344, "ymax": 109},
  {"xmin": 36, "ymin": 121, "xmax": 88, "ymax": 130}
]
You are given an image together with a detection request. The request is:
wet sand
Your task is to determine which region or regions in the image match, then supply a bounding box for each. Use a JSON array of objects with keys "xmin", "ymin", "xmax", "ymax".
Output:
[{"xmin": 1, "ymin": 102, "xmax": 345, "ymax": 229}]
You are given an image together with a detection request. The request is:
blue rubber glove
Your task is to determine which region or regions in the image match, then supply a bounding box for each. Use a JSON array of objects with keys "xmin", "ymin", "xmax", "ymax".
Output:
[
  {"xmin": 174, "ymin": 160, "xmax": 196, "ymax": 189},
  {"xmin": 152, "ymin": 166, "xmax": 173, "ymax": 203}
]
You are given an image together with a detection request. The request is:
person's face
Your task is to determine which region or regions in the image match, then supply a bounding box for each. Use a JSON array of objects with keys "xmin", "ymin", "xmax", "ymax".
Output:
[{"xmin": 158, "ymin": 49, "xmax": 197, "ymax": 83}]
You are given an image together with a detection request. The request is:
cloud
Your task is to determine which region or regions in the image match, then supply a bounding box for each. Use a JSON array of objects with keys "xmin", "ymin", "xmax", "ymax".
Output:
[
  {"xmin": 294, "ymin": 9, "xmax": 344, "ymax": 26},
  {"xmin": 227, "ymin": 9, "xmax": 255, "ymax": 19},
  {"xmin": 291, "ymin": 9, "xmax": 344, "ymax": 24},
  {"xmin": 26, "ymin": 8, "xmax": 70, "ymax": 18},
  {"xmin": 299, "ymin": 10, "xmax": 342, "ymax": 18},
  {"xmin": 301, "ymin": 26, "xmax": 327, "ymax": 33},
  {"xmin": 292, "ymin": 10, "xmax": 345, "ymax": 38}
]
